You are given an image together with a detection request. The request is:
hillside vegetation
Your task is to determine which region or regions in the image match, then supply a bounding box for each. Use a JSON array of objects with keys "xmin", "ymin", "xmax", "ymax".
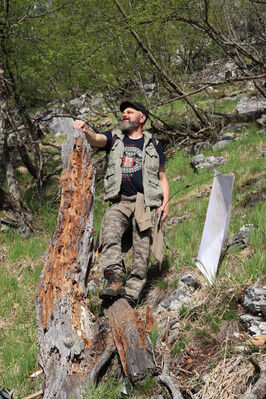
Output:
[{"xmin": 0, "ymin": 77, "xmax": 265, "ymax": 398}]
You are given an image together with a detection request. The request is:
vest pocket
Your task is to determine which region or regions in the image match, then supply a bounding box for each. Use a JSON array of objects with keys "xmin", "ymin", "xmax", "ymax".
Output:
[
  {"xmin": 104, "ymin": 166, "xmax": 116, "ymax": 194},
  {"xmin": 145, "ymin": 148, "xmax": 159, "ymax": 172}
]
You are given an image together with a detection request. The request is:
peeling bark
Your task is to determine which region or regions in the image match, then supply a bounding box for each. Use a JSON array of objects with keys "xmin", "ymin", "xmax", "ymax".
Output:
[
  {"xmin": 36, "ymin": 131, "xmax": 96, "ymax": 399},
  {"xmin": 105, "ymin": 298, "xmax": 157, "ymax": 383}
]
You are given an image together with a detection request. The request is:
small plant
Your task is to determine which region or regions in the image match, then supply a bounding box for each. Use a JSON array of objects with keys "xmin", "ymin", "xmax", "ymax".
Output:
[
  {"xmin": 222, "ymin": 309, "xmax": 237, "ymax": 321},
  {"xmin": 193, "ymin": 327, "xmax": 214, "ymax": 345},
  {"xmin": 150, "ymin": 326, "xmax": 160, "ymax": 348},
  {"xmin": 87, "ymin": 291, "xmax": 102, "ymax": 316},
  {"xmin": 132, "ymin": 374, "xmax": 155, "ymax": 397},
  {"xmin": 179, "ymin": 305, "xmax": 199, "ymax": 321},
  {"xmin": 172, "ymin": 334, "xmax": 190, "ymax": 355},
  {"xmin": 206, "ymin": 313, "xmax": 222, "ymax": 333},
  {"xmin": 157, "ymin": 279, "xmax": 168, "ymax": 290}
]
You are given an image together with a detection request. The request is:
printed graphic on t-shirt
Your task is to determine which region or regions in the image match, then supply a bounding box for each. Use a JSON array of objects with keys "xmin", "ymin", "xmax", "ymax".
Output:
[{"xmin": 122, "ymin": 145, "xmax": 142, "ymax": 178}]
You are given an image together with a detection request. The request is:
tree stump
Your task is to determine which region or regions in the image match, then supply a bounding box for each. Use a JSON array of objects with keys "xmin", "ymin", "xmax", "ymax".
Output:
[{"xmin": 36, "ymin": 131, "xmax": 96, "ymax": 399}]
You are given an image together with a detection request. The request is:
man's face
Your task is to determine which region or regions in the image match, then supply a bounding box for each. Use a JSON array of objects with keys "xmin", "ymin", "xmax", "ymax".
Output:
[{"xmin": 120, "ymin": 107, "xmax": 145, "ymax": 132}]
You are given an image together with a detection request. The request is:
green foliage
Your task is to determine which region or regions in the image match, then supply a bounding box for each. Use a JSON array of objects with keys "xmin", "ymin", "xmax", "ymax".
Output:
[
  {"xmin": 87, "ymin": 291, "xmax": 102, "ymax": 316},
  {"xmin": 132, "ymin": 374, "xmax": 155, "ymax": 397},
  {"xmin": 150, "ymin": 326, "xmax": 160, "ymax": 348},
  {"xmin": 157, "ymin": 279, "xmax": 169, "ymax": 290},
  {"xmin": 193, "ymin": 327, "xmax": 215, "ymax": 345},
  {"xmin": 172, "ymin": 334, "xmax": 190, "ymax": 356}
]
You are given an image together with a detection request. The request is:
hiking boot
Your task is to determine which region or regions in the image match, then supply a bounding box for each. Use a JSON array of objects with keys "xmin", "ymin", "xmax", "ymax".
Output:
[{"xmin": 99, "ymin": 270, "xmax": 126, "ymax": 300}]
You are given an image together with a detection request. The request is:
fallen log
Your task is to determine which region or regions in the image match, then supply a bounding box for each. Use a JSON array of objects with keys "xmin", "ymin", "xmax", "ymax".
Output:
[
  {"xmin": 204, "ymin": 108, "xmax": 266, "ymax": 123},
  {"xmin": 105, "ymin": 298, "xmax": 157, "ymax": 383}
]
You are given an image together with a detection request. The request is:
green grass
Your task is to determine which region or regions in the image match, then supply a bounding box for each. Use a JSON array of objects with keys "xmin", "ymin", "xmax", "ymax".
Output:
[
  {"xmin": 84, "ymin": 377, "xmax": 124, "ymax": 399},
  {"xmin": 2, "ymin": 230, "xmax": 48, "ymax": 262},
  {"xmin": 132, "ymin": 374, "xmax": 155, "ymax": 397},
  {"xmin": 0, "ymin": 262, "xmax": 40, "ymax": 395}
]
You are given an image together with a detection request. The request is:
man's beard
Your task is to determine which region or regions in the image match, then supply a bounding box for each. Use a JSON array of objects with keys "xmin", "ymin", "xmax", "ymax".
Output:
[{"xmin": 120, "ymin": 119, "xmax": 140, "ymax": 133}]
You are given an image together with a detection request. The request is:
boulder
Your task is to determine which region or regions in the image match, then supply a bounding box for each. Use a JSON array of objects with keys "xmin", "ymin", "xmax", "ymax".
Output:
[
  {"xmin": 70, "ymin": 96, "xmax": 86, "ymax": 108},
  {"xmin": 185, "ymin": 141, "xmax": 212, "ymax": 155},
  {"xmin": 243, "ymin": 286, "xmax": 266, "ymax": 318},
  {"xmin": 190, "ymin": 154, "xmax": 225, "ymax": 171},
  {"xmin": 48, "ymin": 116, "xmax": 74, "ymax": 137},
  {"xmin": 227, "ymin": 224, "xmax": 256, "ymax": 250},
  {"xmin": 240, "ymin": 314, "xmax": 266, "ymax": 335},
  {"xmin": 236, "ymin": 95, "xmax": 266, "ymax": 114}
]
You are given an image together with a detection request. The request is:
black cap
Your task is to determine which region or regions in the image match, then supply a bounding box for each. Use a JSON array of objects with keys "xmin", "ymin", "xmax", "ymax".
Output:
[{"xmin": 120, "ymin": 101, "xmax": 149, "ymax": 123}]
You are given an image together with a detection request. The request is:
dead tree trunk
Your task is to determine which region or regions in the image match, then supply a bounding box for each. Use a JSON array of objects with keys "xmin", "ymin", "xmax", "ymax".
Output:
[
  {"xmin": 36, "ymin": 131, "xmax": 96, "ymax": 399},
  {"xmin": 36, "ymin": 130, "xmax": 157, "ymax": 398}
]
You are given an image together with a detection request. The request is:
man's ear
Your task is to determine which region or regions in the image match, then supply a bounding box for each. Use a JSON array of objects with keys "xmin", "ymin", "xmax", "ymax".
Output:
[{"xmin": 140, "ymin": 113, "xmax": 146, "ymax": 124}]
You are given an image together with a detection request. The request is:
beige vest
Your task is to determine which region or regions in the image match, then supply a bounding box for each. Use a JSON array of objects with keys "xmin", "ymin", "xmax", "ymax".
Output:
[{"xmin": 104, "ymin": 129, "xmax": 163, "ymax": 207}]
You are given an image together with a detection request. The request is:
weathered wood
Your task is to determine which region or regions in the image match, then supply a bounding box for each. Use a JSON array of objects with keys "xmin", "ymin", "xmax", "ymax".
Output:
[
  {"xmin": 89, "ymin": 342, "xmax": 116, "ymax": 385},
  {"xmin": 158, "ymin": 352, "xmax": 184, "ymax": 399},
  {"xmin": 240, "ymin": 361, "xmax": 266, "ymax": 399},
  {"xmin": 105, "ymin": 298, "xmax": 157, "ymax": 383},
  {"xmin": 36, "ymin": 131, "xmax": 96, "ymax": 399}
]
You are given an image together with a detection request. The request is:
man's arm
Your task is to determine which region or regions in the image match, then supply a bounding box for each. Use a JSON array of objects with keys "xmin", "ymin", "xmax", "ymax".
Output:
[
  {"xmin": 72, "ymin": 120, "xmax": 107, "ymax": 148},
  {"xmin": 158, "ymin": 164, "xmax": 169, "ymax": 221}
]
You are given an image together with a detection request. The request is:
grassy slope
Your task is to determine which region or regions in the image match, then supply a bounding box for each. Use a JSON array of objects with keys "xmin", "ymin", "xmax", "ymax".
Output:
[{"xmin": 0, "ymin": 87, "xmax": 265, "ymax": 398}]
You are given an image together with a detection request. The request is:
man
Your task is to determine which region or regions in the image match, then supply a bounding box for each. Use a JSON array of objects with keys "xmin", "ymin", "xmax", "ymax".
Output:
[{"xmin": 73, "ymin": 101, "xmax": 169, "ymax": 306}]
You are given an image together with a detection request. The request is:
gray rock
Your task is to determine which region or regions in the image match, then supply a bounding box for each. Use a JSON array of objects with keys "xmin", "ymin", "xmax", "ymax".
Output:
[
  {"xmin": 160, "ymin": 283, "xmax": 191, "ymax": 311},
  {"xmin": 170, "ymin": 175, "xmax": 181, "ymax": 182},
  {"xmin": 239, "ymin": 314, "xmax": 266, "ymax": 335},
  {"xmin": 90, "ymin": 93, "xmax": 104, "ymax": 107},
  {"xmin": 255, "ymin": 179, "xmax": 266, "ymax": 187},
  {"xmin": 70, "ymin": 96, "xmax": 85, "ymax": 108},
  {"xmin": 78, "ymin": 107, "xmax": 93, "ymax": 118},
  {"xmin": 48, "ymin": 116, "xmax": 74, "ymax": 137},
  {"xmin": 168, "ymin": 298, "xmax": 189, "ymax": 312},
  {"xmin": 237, "ymin": 95, "xmax": 266, "ymax": 114},
  {"xmin": 260, "ymin": 148, "xmax": 266, "ymax": 157},
  {"xmin": 144, "ymin": 83, "xmax": 156, "ymax": 98},
  {"xmin": 221, "ymin": 123, "xmax": 246, "ymax": 132},
  {"xmin": 190, "ymin": 154, "xmax": 225, "ymax": 171},
  {"xmin": 180, "ymin": 274, "xmax": 200, "ymax": 290},
  {"xmin": 170, "ymin": 321, "xmax": 181, "ymax": 330},
  {"xmin": 256, "ymin": 114, "xmax": 266, "ymax": 127},
  {"xmin": 209, "ymin": 61, "xmax": 238, "ymax": 83},
  {"xmin": 212, "ymin": 140, "xmax": 232, "ymax": 150},
  {"xmin": 166, "ymin": 216, "xmax": 184, "ymax": 225},
  {"xmin": 218, "ymin": 132, "xmax": 236, "ymax": 141},
  {"xmin": 248, "ymin": 194, "xmax": 265, "ymax": 208},
  {"xmin": 185, "ymin": 141, "xmax": 212, "ymax": 155},
  {"xmin": 227, "ymin": 224, "xmax": 256, "ymax": 249},
  {"xmin": 243, "ymin": 286, "xmax": 266, "ymax": 317}
]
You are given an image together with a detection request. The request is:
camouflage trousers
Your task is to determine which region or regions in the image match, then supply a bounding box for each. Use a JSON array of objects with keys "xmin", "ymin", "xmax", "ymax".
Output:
[{"xmin": 99, "ymin": 200, "xmax": 157, "ymax": 301}]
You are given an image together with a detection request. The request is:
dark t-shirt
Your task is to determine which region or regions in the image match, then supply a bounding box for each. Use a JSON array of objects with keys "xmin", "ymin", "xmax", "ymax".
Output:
[{"xmin": 103, "ymin": 130, "xmax": 165, "ymax": 196}]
